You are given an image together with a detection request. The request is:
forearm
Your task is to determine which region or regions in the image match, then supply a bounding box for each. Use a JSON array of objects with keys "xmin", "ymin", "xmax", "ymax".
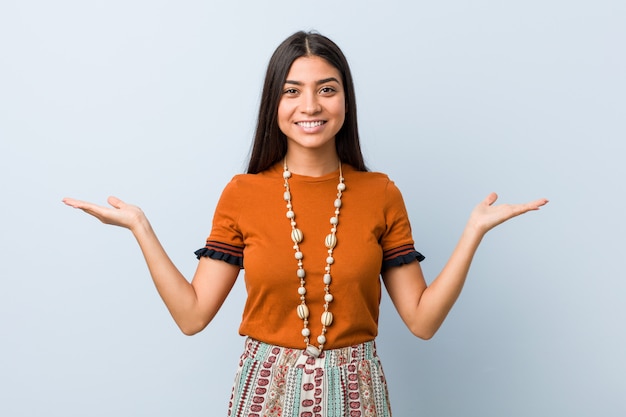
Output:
[
  {"xmin": 63, "ymin": 196, "xmax": 235, "ymax": 334},
  {"xmin": 131, "ymin": 218, "xmax": 201, "ymax": 333},
  {"xmin": 385, "ymin": 193, "xmax": 547, "ymax": 340},
  {"xmin": 414, "ymin": 224, "xmax": 485, "ymax": 337}
]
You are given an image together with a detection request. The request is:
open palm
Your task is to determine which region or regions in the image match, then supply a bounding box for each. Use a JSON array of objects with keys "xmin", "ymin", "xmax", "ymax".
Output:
[
  {"xmin": 62, "ymin": 196, "xmax": 146, "ymax": 231},
  {"xmin": 469, "ymin": 192, "xmax": 549, "ymax": 234}
]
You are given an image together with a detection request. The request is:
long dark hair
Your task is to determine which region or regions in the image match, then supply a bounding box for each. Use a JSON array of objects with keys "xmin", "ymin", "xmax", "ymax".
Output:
[{"xmin": 246, "ymin": 31, "xmax": 367, "ymax": 174}]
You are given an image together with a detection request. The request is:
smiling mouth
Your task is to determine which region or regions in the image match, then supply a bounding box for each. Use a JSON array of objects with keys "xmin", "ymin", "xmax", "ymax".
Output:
[{"xmin": 296, "ymin": 121, "xmax": 326, "ymax": 128}]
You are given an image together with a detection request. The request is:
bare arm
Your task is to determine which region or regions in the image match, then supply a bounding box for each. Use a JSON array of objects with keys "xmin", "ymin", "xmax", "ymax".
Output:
[
  {"xmin": 63, "ymin": 196, "xmax": 239, "ymax": 335},
  {"xmin": 382, "ymin": 192, "xmax": 548, "ymax": 340}
]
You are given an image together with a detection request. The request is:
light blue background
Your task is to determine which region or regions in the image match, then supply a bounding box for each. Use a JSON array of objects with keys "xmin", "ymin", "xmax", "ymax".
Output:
[{"xmin": 1, "ymin": 1, "xmax": 624, "ymax": 416}]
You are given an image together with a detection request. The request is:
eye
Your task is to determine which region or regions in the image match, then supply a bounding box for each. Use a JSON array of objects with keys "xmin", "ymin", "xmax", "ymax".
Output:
[
  {"xmin": 319, "ymin": 86, "xmax": 336, "ymax": 95},
  {"xmin": 283, "ymin": 88, "xmax": 299, "ymax": 95}
]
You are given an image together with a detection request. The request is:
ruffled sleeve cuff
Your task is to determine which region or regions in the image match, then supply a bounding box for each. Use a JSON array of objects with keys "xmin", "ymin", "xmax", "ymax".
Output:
[
  {"xmin": 381, "ymin": 244, "xmax": 425, "ymax": 271},
  {"xmin": 195, "ymin": 241, "xmax": 244, "ymax": 268}
]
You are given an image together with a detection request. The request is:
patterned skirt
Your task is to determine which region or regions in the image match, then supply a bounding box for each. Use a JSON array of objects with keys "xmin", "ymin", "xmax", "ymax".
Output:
[{"xmin": 227, "ymin": 337, "xmax": 392, "ymax": 417}]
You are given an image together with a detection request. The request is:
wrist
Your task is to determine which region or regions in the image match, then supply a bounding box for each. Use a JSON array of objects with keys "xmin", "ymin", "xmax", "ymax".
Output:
[
  {"xmin": 130, "ymin": 211, "xmax": 152, "ymax": 236},
  {"xmin": 462, "ymin": 221, "xmax": 487, "ymax": 244}
]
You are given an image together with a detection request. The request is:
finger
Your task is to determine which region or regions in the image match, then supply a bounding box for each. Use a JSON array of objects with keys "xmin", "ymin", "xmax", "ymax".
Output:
[
  {"xmin": 483, "ymin": 192, "xmax": 498, "ymax": 206},
  {"xmin": 107, "ymin": 196, "xmax": 125, "ymax": 209},
  {"xmin": 525, "ymin": 198, "xmax": 549, "ymax": 211},
  {"xmin": 62, "ymin": 197, "xmax": 99, "ymax": 210},
  {"xmin": 507, "ymin": 198, "xmax": 549, "ymax": 217},
  {"xmin": 62, "ymin": 197, "xmax": 81, "ymax": 208},
  {"xmin": 64, "ymin": 196, "xmax": 116, "ymax": 217}
]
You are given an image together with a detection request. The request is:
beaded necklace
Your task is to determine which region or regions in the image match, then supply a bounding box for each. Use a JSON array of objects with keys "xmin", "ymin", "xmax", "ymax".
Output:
[{"xmin": 282, "ymin": 160, "xmax": 345, "ymax": 357}]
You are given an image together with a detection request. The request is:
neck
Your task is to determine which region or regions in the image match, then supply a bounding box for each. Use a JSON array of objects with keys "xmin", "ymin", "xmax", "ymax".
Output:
[{"xmin": 284, "ymin": 150, "xmax": 340, "ymax": 177}]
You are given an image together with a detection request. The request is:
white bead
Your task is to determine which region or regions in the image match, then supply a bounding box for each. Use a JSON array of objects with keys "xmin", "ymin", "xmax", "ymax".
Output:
[
  {"xmin": 297, "ymin": 304, "xmax": 309, "ymax": 319},
  {"xmin": 298, "ymin": 286, "xmax": 306, "ymax": 295},
  {"xmin": 317, "ymin": 335, "xmax": 326, "ymax": 345},
  {"xmin": 306, "ymin": 345, "xmax": 321, "ymax": 358},
  {"xmin": 295, "ymin": 251, "xmax": 303, "ymax": 260},
  {"xmin": 283, "ymin": 170, "xmax": 291, "ymax": 179},
  {"xmin": 297, "ymin": 268, "xmax": 306, "ymax": 278},
  {"xmin": 324, "ymin": 293, "xmax": 334, "ymax": 303},
  {"xmin": 321, "ymin": 311, "xmax": 333, "ymax": 326},
  {"xmin": 337, "ymin": 183, "xmax": 346, "ymax": 191},
  {"xmin": 325, "ymin": 233, "xmax": 337, "ymax": 249},
  {"xmin": 326, "ymin": 256, "xmax": 334, "ymax": 264},
  {"xmin": 323, "ymin": 274, "xmax": 331, "ymax": 284},
  {"xmin": 284, "ymin": 191, "xmax": 291, "ymax": 201},
  {"xmin": 286, "ymin": 210, "xmax": 295, "ymax": 219},
  {"xmin": 302, "ymin": 328, "xmax": 311, "ymax": 337},
  {"xmin": 291, "ymin": 228, "xmax": 303, "ymax": 243},
  {"xmin": 334, "ymin": 199, "xmax": 342, "ymax": 208},
  {"xmin": 330, "ymin": 216, "xmax": 338, "ymax": 225}
]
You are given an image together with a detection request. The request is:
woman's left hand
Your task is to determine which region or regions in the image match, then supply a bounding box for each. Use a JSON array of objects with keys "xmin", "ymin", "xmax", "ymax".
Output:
[{"xmin": 469, "ymin": 192, "xmax": 548, "ymax": 235}]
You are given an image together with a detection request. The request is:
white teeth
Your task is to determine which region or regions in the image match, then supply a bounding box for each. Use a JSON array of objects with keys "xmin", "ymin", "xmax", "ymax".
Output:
[{"xmin": 298, "ymin": 121, "xmax": 324, "ymax": 128}]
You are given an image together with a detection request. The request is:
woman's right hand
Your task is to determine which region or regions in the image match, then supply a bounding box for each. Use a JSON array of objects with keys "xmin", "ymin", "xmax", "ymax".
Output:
[{"xmin": 62, "ymin": 196, "xmax": 147, "ymax": 232}]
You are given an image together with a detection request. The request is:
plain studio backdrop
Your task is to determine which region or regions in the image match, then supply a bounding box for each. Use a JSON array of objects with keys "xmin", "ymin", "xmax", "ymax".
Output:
[{"xmin": 1, "ymin": 1, "xmax": 624, "ymax": 416}]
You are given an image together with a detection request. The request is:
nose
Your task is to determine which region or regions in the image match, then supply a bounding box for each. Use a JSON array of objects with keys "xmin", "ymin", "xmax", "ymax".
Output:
[{"xmin": 301, "ymin": 91, "xmax": 321, "ymax": 114}]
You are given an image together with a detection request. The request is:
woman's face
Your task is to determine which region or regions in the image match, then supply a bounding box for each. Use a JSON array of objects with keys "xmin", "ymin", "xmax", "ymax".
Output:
[{"xmin": 277, "ymin": 56, "xmax": 346, "ymax": 156}]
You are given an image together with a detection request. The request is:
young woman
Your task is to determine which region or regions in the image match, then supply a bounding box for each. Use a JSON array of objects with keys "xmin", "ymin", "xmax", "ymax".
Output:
[{"xmin": 63, "ymin": 31, "xmax": 547, "ymax": 416}]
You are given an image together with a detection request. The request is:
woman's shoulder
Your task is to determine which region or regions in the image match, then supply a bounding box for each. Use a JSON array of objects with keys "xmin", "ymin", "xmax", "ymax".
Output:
[
  {"xmin": 344, "ymin": 167, "xmax": 408, "ymax": 204},
  {"xmin": 221, "ymin": 165, "xmax": 282, "ymax": 192},
  {"xmin": 346, "ymin": 166, "xmax": 394, "ymax": 186}
]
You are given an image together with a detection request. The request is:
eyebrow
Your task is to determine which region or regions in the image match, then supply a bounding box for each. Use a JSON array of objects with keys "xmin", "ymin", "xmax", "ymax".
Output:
[{"xmin": 284, "ymin": 77, "xmax": 341, "ymax": 86}]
